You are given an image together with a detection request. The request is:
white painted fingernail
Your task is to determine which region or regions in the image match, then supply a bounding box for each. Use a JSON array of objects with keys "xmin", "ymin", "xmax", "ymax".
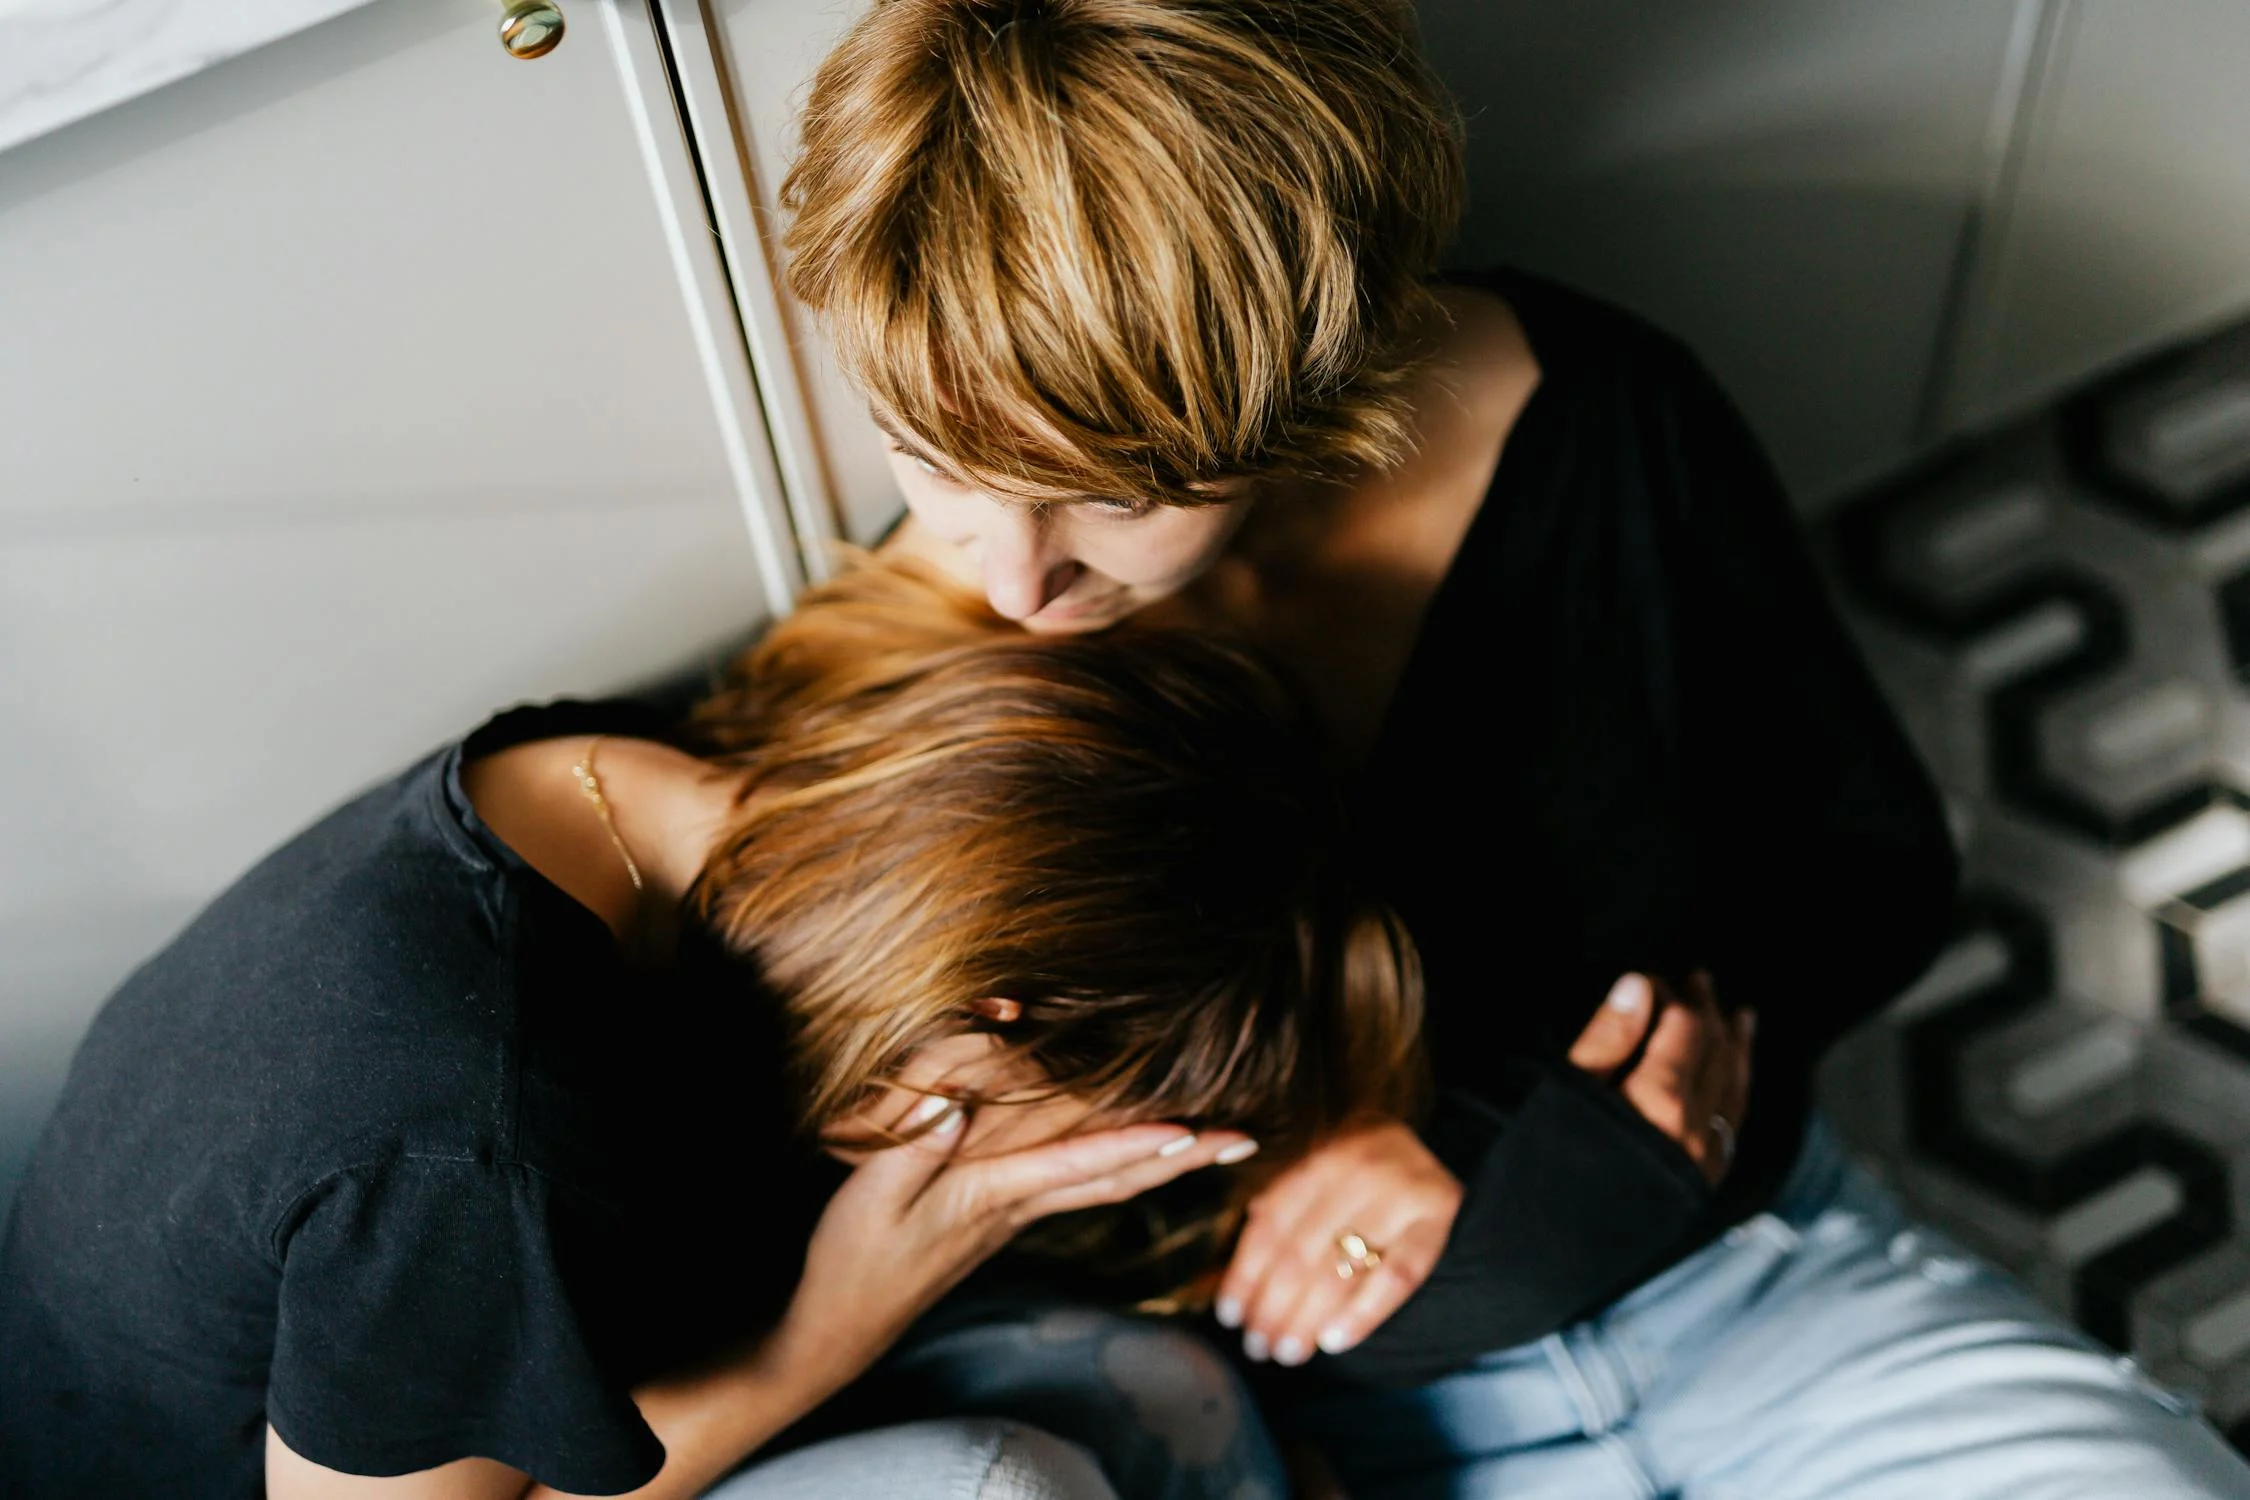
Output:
[
  {"xmin": 1317, "ymin": 1325, "xmax": 1354, "ymax": 1355},
  {"xmin": 1214, "ymin": 1296, "xmax": 1243, "ymax": 1328},
  {"xmin": 907, "ymin": 1094, "xmax": 951, "ymax": 1126},
  {"xmin": 1156, "ymin": 1132, "xmax": 1198, "ymax": 1158},
  {"xmin": 1214, "ymin": 1140, "xmax": 1260, "ymax": 1165},
  {"xmin": 1241, "ymin": 1330, "xmax": 1270, "ymax": 1362},
  {"xmin": 930, "ymin": 1106, "xmax": 965, "ymax": 1137},
  {"xmin": 1606, "ymin": 975, "xmax": 1644, "ymax": 1013},
  {"xmin": 1273, "ymin": 1336, "xmax": 1309, "ymax": 1366}
]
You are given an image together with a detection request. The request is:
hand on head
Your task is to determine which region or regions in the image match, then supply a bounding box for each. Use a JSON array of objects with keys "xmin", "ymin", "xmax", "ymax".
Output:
[{"xmin": 777, "ymin": 1091, "xmax": 1255, "ymax": 1393}]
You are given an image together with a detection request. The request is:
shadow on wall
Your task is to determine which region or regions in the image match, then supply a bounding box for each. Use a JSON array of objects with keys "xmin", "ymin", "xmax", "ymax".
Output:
[
  {"xmin": 0, "ymin": 908, "xmax": 200, "ymax": 1239},
  {"xmin": 1418, "ymin": 0, "xmax": 2250, "ymax": 511},
  {"xmin": 1469, "ymin": 162, "xmax": 2250, "ymax": 509},
  {"xmin": 1413, "ymin": 0, "xmax": 2016, "ymax": 510},
  {"xmin": 1414, "ymin": 0, "xmax": 2027, "ymax": 508},
  {"xmin": 1464, "ymin": 165, "xmax": 1971, "ymax": 512}
]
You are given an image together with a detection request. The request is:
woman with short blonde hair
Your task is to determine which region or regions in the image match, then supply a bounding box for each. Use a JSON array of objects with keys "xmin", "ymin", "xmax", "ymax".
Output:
[{"xmin": 778, "ymin": 2, "xmax": 2250, "ymax": 1495}]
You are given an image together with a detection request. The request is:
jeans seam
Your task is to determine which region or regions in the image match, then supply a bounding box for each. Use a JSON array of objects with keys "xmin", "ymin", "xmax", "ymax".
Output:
[
  {"xmin": 1545, "ymin": 1331, "xmax": 1617, "ymax": 1434},
  {"xmin": 1606, "ymin": 1313, "xmax": 1664, "ymax": 1398},
  {"xmin": 1591, "ymin": 1431, "xmax": 1660, "ymax": 1500},
  {"xmin": 961, "ymin": 1422, "xmax": 1013, "ymax": 1500}
]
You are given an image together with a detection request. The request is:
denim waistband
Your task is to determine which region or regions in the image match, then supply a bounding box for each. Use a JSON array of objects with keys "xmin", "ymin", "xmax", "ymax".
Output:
[{"xmin": 1282, "ymin": 1117, "xmax": 1865, "ymax": 1473}]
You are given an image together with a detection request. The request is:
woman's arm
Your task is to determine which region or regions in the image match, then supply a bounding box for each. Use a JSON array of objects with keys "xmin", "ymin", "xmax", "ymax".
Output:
[
  {"xmin": 267, "ymin": 1427, "xmax": 532, "ymax": 1499},
  {"xmin": 261, "ymin": 1322, "xmax": 840, "ymax": 1500},
  {"xmin": 514, "ymin": 1337, "xmax": 851, "ymax": 1500},
  {"xmin": 276, "ymin": 1117, "xmax": 1248, "ymax": 1500}
]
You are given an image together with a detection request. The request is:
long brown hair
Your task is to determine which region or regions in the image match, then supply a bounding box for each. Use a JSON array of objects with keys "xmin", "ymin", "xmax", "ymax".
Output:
[{"xmin": 688, "ymin": 557, "xmax": 1423, "ymax": 1292}]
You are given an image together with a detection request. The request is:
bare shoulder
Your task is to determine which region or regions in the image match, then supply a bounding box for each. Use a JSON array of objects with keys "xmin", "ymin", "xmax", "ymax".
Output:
[
  {"xmin": 459, "ymin": 737, "xmax": 638, "ymax": 938},
  {"xmin": 1330, "ymin": 285, "xmax": 1540, "ymax": 579},
  {"xmin": 1425, "ymin": 282, "xmax": 1540, "ymax": 437},
  {"xmin": 457, "ymin": 736, "xmax": 577, "ymax": 846}
]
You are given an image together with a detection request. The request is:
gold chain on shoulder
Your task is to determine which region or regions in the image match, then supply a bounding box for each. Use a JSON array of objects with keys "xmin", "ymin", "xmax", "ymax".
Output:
[{"xmin": 571, "ymin": 736, "xmax": 644, "ymax": 893}]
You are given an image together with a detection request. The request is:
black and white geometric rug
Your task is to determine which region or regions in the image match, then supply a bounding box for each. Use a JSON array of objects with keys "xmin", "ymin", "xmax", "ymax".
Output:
[{"xmin": 1818, "ymin": 310, "xmax": 2250, "ymax": 1442}]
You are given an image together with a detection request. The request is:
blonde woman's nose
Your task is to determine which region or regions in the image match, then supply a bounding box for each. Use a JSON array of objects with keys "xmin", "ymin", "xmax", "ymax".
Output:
[{"xmin": 980, "ymin": 508, "xmax": 1080, "ymax": 620}]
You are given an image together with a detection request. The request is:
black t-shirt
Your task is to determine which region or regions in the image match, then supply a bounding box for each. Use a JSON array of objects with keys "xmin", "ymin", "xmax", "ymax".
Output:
[
  {"xmin": 1324, "ymin": 271, "xmax": 1959, "ymax": 1384},
  {"xmin": 0, "ymin": 701, "xmax": 833, "ymax": 1498}
]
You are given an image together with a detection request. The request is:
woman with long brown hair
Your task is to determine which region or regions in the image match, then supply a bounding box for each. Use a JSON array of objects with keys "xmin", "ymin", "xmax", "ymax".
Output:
[
  {"xmin": 773, "ymin": 1, "xmax": 2250, "ymax": 1495},
  {"xmin": 0, "ymin": 560, "xmax": 1418, "ymax": 1500}
]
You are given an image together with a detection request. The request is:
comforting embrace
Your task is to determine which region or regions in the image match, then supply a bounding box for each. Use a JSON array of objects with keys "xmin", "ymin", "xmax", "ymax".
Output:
[{"xmin": 6, "ymin": 3, "xmax": 2249, "ymax": 1498}]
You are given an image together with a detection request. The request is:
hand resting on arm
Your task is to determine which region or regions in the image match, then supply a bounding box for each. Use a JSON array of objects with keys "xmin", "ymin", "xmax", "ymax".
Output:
[{"xmin": 1217, "ymin": 971, "xmax": 1755, "ymax": 1364}]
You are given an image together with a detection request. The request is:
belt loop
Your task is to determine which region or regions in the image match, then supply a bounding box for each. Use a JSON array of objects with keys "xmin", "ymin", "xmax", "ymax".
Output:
[{"xmin": 1542, "ymin": 1327, "xmax": 1637, "ymax": 1434}]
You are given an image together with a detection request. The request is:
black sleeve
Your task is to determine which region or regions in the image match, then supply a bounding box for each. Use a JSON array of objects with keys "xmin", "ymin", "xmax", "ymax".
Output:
[
  {"xmin": 1330, "ymin": 321, "xmax": 1957, "ymax": 1384},
  {"xmin": 265, "ymin": 1157, "xmax": 665, "ymax": 1493},
  {"xmin": 1328, "ymin": 1072, "xmax": 1710, "ymax": 1384}
]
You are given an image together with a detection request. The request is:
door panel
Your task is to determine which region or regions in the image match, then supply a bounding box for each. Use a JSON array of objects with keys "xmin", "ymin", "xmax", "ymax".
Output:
[{"xmin": 0, "ymin": 0, "xmax": 779, "ymax": 1216}]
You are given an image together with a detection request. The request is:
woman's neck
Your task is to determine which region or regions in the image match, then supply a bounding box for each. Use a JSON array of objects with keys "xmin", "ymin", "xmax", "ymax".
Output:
[
  {"xmin": 1168, "ymin": 285, "xmax": 1539, "ymax": 760},
  {"xmin": 461, "ymin": 736, "xmax": 740, "ymax": 956}
]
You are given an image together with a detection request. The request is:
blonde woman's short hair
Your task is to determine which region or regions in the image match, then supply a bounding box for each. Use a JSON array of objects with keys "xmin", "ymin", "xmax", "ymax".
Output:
[{"xmin": 782, "ymin": 0, "xmax": 1465, "ymax": 509}]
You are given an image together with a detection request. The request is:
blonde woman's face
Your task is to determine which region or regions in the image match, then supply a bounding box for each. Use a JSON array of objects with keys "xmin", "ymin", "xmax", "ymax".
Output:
[{"xmin": 883, "ymin": 440, "xmax": 1249, "ymax": 634}]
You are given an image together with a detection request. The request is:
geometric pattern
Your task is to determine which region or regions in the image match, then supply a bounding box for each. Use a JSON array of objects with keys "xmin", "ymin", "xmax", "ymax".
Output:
[{"xmin": 1816, "ymin": 311, "xmax": 2250, "ymax": 1441}]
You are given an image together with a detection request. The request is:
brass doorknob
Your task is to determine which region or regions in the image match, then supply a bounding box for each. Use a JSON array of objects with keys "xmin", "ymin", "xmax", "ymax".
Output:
[{"xmin": 499, "ymin": 0, "xmax": 565, "ymax": 59}]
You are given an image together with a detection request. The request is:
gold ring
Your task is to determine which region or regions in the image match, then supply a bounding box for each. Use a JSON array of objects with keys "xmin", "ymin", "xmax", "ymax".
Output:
[{"xmin": 1333, "ymin": 1229, "xmax": 1384, "ymax": 1280}]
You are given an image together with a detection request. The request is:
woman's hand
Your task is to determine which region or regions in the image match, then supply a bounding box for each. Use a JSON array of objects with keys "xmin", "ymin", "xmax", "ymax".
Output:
[
  {"xmin": 1569, "ymin": 971, "xmax": 1755, "ymax": 1186},
  {"xmin": 518, "ymin": 1106, "xmax": 1257, "ymax": 1500},
  {"xmin": 772, "ymin": 1100, "xmax": 1257, "ymax": 1393},
  {"xmin": 1213, "ymin": 1117, "xmax": 1462, "ymax": 1365}
]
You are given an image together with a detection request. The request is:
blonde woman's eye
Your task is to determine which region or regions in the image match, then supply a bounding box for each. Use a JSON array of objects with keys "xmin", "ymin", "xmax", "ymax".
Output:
[
  {"xmin": 887, "ymin": 442, "xmax": 944, "ymax": 479},
  {"xmin": 1084, "ymin": 497, "xmax": 1151, "ymax": 519}
]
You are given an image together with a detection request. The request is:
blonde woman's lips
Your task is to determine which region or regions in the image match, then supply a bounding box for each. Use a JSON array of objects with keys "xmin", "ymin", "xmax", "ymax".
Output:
[{"xmin": 1022, "ymin": 601, "xmax": 1113, "ymax": 631}]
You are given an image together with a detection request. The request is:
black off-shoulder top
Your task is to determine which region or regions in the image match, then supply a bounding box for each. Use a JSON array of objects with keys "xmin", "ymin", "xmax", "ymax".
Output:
[{"xmin": 1324, "ymin": 270, "xmax": 1958, "ymax": 1385}]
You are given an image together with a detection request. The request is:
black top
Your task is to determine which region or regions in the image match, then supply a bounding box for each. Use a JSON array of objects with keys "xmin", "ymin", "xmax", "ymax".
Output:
[
  {"xmin": 1325, "ymin": 271, "xmax": 1958, "ymax": 1385},
  {"xmin": 0, "ymin": 702, "xmax": 832, "ymax": 1498}
]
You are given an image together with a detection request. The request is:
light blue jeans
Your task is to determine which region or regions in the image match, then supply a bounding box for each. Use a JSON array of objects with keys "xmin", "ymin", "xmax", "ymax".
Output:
[
  {"xmin": 704, "ymin": 1300, "xmax": 1287, "ymax": 1500},
  {"xmin": 704, "ymin": 1417, "xmax": 1123, "ymax": 1500},
  {"xmin": 710, "ymin": 1120, "xmax": 2250, "ymax": 1499},
  {"xmin": 1282, "ymin": 1118, "xmax": 2250, "ymax": 1499}
]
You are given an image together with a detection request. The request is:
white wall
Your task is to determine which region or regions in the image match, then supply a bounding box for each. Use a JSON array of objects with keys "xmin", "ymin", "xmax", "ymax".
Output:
[
  {"xmin": 1943, "ymin": 0, "xmax": 2250, "ymax": 431},
  {"xmin": 1420, "ymin": 0, "xmax": 2029, "ymax": 506},
  {"xmin": 1424, "ymin": 1, "xmax": 2250, "ymax": 507},
  {"xmin": 0, "ymin": 0, "xmax": 778, "ymax": 1220}
]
